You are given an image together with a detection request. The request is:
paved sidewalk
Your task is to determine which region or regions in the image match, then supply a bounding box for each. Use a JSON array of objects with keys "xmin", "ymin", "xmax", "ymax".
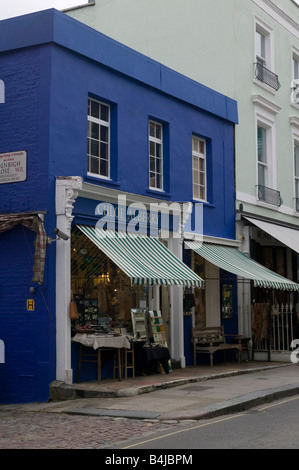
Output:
[
  {"xmin": 1, "ymin": 363, "xmax": 299, "ymax": 448},
  {"xmin": 50, "ymin": 361, "xmax": 291, "ymax": 399},
  {"xmin": 60, "ymin": 363, "xmax": 299, "ymax": 420}
]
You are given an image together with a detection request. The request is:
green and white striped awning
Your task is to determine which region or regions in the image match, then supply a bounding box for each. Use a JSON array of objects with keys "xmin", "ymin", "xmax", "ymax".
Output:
[
  {"xmin": 185, "ymin": 241, "xmax": 299, "ymax": 291},
  {"xmin": 78, "ymin": 226, "xmax": 204, "ymax": 288}
]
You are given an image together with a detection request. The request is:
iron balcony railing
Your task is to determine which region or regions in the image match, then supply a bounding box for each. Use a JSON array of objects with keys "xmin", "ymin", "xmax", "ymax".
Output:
[
  {"xmin": 254, "ymin": 62, "xmax": 281, "ymax": 91},
  {"xmin": 257, "ymin": 185, "xmax": 282, "ymax": 207}
]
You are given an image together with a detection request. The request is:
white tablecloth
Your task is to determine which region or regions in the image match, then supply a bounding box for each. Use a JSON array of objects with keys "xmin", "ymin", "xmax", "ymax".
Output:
[{"xmin": 72, "ymin": 333, "xmax": 131, "ymax": 350}]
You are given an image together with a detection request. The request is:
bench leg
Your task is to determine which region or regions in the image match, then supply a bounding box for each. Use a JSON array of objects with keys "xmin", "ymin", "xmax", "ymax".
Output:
[
  {"xmin": 238, "ymin": 347, "xmax": 241, "ymax": 363},
  {"xmin": 210, "ymin": 351, "xmax": 213, "ymax": 367}
]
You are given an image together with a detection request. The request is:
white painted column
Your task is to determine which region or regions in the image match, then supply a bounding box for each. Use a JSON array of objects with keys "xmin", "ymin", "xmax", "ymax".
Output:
[
  {"xmin": 168, "ymin": 234, "xmax": 185, "ymax": 368},
  {"xmin": 205, "ymin": 262, "xmax": 220, "ymax": 327},
  {"xmin": 236, "ymin": 221, "xmax": 251, "ymax": 336},
  {"xmin": 55, "ymin": 177, "xmax": 82, "ymax": 384}
]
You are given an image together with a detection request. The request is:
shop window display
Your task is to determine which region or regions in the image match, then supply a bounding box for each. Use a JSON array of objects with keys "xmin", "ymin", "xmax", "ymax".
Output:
[{"xmin": 71, "ymin": 226, "xmax": 147, "ymax": 334}]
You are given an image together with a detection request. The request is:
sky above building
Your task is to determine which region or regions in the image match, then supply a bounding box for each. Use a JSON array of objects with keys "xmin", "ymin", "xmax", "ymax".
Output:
[{"xmin": 0, "ymin": 1, "xmax": 87, "ymax": 20}]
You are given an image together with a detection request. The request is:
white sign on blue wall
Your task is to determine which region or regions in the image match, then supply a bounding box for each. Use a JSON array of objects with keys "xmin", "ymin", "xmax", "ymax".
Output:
[
  {"xmin": 0, "ymin": 151, "xmax": 27, "ymax": 184},
  {"xmin": 0, "ymin": 80, "xmax": 4, "ymax": 103}
]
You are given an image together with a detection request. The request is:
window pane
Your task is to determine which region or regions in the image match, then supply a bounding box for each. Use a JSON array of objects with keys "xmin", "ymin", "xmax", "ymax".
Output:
[
  {"xmin": 193, "ymin": 184, "xmax": 199, "ymax": 199},
  {"xmin": 90, "ymin": 157, "xmax": 99, "ymax": 174},
  {"xmin": 150, "ymin": 172, "xmax": 156, "ymax": 188},
  {"xmin": 199, "ymin": 140, "xmax": 205, "ymax": 154},
  {"xmin": 89, "ymin": 100, "xmax": 99, "ymax": 119},
  {"xmin": 155, "ymin": 124, "xmax": 162, "ymax": 140},
  {"xmin": 91, "ymin": 139, "xmax": 99, "ymax": 157},
  {"xmin": 193, "ymin": 170, "xmax": 199, "ymax": 185},
  {"xmin": 199, "ymin": 172, "xmax": 205, "ymax": 186},
  {"xmin": 192, "ymin": 156, "xmax": 198, "ymax": 170},
  {"xmin": 149, "ymin": 122, "xmax": 155, "ymax": 137},
  {"xmin": 294, "ymin": 58, "xmax": 299, "ymax": 80},
  {"xmin": 295, "ymin": 145, "xmax": 299, "ymax": 177},
  {"xmin": 100, "ymin": 142, "xmax": 108, "ymax": 159},
  {"xmin": 192, "ymin": 138, "xmax": 199, "ymax": 153},
  {"xmin": 258, "ymin": 163, "xmax": 266, "ymax": 187},
  {"xmin": 199, "ymin": 158, "xmax": 205, "ymax": 172},
  {"xmin": 156, "ymin": 158, "xmax": 162, "ymax": 174},
  {"xmin": 156, "ymin": 143, "xmax": 162, "ymax": 158},
  {"xmin": 257, "ymin": 126, "xmax": 267, "ymax": 163},
  {"xmin": 150, "ymin": 157, "xmax": 156, "ymax": 172},
  {"xmin": 100, "ymin": 104, "xmax": 109, "ymax": 122},
  {"xmin": 256, "ymin": 30, "xmax": 266, "ymax": 59},
  {"xmin": 200, "ymin": 186, "xmax": 205, "ymax": 200},
  {"xmin": 87, "ymin": 121, "xmax": 92, "ymax": 138},
  {"xmin": 100, "ymin": 126, "xmax": 108, "ymax": 142},
  {"xmin": 296, "ymin": 179, "xmax": 299, "ymax": 198},
  {"xmin": 150, "ymin": 141, "xmax": 156, "ymax": 156},
  {"xmin": 91, "ymin": 122, "xmax": 99, "ymax": 140},
  {"xmin": 87, "ymin": 138, "xmax": 90, "ymax": 155},
  {"xmin": 100, "ymin": 159, "xmax": 108, "ymax": 177},
  {"xmin": 156, "ymin": 174, "xmax": 162, "ymax": 189}
]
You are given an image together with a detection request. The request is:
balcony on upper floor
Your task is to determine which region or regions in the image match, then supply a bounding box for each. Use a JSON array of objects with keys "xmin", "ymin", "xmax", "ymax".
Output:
[
  {"xmin": 254, "ymin": 62, "xmax": 281, "ymax": 92},
  {"xmin": 257, "ymin": 185, "xmax": 282, "ymax": 207}
]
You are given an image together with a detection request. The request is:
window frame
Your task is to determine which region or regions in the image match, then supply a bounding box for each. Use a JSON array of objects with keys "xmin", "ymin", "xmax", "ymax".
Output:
[
  {"xmin": 253, "ymin": 97, "xmax": 279, "ymax": 205},
  {"xmin": 294, "ymin": 142, "xmax": 299, "ymax": 208},
  {"xmin": 87, "ymin": 97, "xmax": 111, "ymax": 180},
  {"xmin": 192, "ymin": 135, "xmax": 207, "ymax": 203},
  {"xmin": 254, "ymin": 18, "xmax": 274, "ymax": 72},
  {"xmin": 292, "ymin": 47, "xmax": 299, "ymax": 82},
  {"xmin": 257, "ymin": 125, "xmax": 268, "ymax": 188},
  {"xmin": 149, "ymin": 120, "xmax": 164, "ymax": 192}
]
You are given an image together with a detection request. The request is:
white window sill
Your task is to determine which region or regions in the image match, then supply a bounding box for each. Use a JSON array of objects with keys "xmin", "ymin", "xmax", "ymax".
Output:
[
  {"xmin": 291, "ymin": 101, "xmax": 299, "ymax": 111},
  {"xmin": 87, "ymin": 172, "xmax": 111, "ymax": 181},
  {"xmin": 193, "ymin": 197, "xmax": 207, "ymax": 204},
  {"xmin": 253, "ymin": 78, "xmax": 277, "ymax": 96},
  {"xmin": 256, "ymin": 199, "xmax": 279, "ymax": 211},
  {"xmin": 149, "ymin": 187, "xmax": 164, "ymax": 193}
]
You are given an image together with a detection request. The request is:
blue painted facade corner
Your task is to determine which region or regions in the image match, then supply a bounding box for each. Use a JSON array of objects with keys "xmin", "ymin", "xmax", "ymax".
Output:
[{"xmin": 0, "ymin": 9, "xmax": 238, "ymax": 403}]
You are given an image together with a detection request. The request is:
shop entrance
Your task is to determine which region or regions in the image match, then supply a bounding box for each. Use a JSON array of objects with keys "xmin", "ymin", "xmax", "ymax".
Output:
[{"xmin": 70, "ymin": 226, "xmax": 172, "ymax": 381}]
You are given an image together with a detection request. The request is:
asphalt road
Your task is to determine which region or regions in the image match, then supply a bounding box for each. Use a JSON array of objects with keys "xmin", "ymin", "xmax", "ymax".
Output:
[{"xmin": 120, "ymin": 395, "xmax": 299, "ymax": 449}]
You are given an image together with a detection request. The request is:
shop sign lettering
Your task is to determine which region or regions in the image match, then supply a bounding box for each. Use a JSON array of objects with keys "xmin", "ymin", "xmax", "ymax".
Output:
[{"xmin": 0, "ymin": 151, "xmax": 27, "ymax": 184}]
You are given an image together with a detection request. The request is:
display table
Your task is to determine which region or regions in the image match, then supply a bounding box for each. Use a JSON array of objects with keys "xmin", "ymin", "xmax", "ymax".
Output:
[
  {"xmin": 73, "ymin": 333, "xmax": 131, "ymax": 383},
  {"xmin": 133, "ymin": 342, "xmax": 171, "ymax": 375}
]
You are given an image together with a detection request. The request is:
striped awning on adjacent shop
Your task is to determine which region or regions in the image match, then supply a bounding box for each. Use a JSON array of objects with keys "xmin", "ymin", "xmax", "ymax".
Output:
[
  {"xmin": 78, "ymin": 225, "xmax": 204, "ymax": 287},
  {"xmin": 184, "ymin": 241, "xmax": 299, "ymax": 291}
]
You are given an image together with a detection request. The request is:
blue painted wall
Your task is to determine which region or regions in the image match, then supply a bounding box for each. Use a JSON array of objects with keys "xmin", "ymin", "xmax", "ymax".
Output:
[{"xmin": 0, "ymin": 9, "xmax": 238, "ymax": 402}]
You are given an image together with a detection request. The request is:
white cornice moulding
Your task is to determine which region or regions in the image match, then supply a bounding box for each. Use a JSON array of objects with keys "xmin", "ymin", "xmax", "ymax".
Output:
[
  {"xmin": 252, "ymin": 94, "xmax": 281, "ymax": 115},
  {"xmin": 290, "ymin": 116, "xmax": 299, "ymax": 128},
  {"xmin": 251, "ymin": 0, "xmax": 299, "ymax": 38},
  {"xmin": 78, "ymin": 181, "xmax": 183, "ymax": 215}
]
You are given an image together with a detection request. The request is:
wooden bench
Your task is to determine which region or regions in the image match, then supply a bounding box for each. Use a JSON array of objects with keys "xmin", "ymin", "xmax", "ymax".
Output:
[{"xmin": 192, "ymin": 326, "xmax": 242, "ymax": 366}]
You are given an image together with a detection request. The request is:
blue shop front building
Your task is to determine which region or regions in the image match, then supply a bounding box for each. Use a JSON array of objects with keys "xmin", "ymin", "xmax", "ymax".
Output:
[{"xmin": 0, "ymin": 9, "xmax": 240, "ymax": 403}]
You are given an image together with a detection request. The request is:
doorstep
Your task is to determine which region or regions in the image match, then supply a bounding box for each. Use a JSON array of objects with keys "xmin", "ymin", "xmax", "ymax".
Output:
[{"xmin": 49, "ymin": 361, "xmax": 291, "ymax": 401}]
